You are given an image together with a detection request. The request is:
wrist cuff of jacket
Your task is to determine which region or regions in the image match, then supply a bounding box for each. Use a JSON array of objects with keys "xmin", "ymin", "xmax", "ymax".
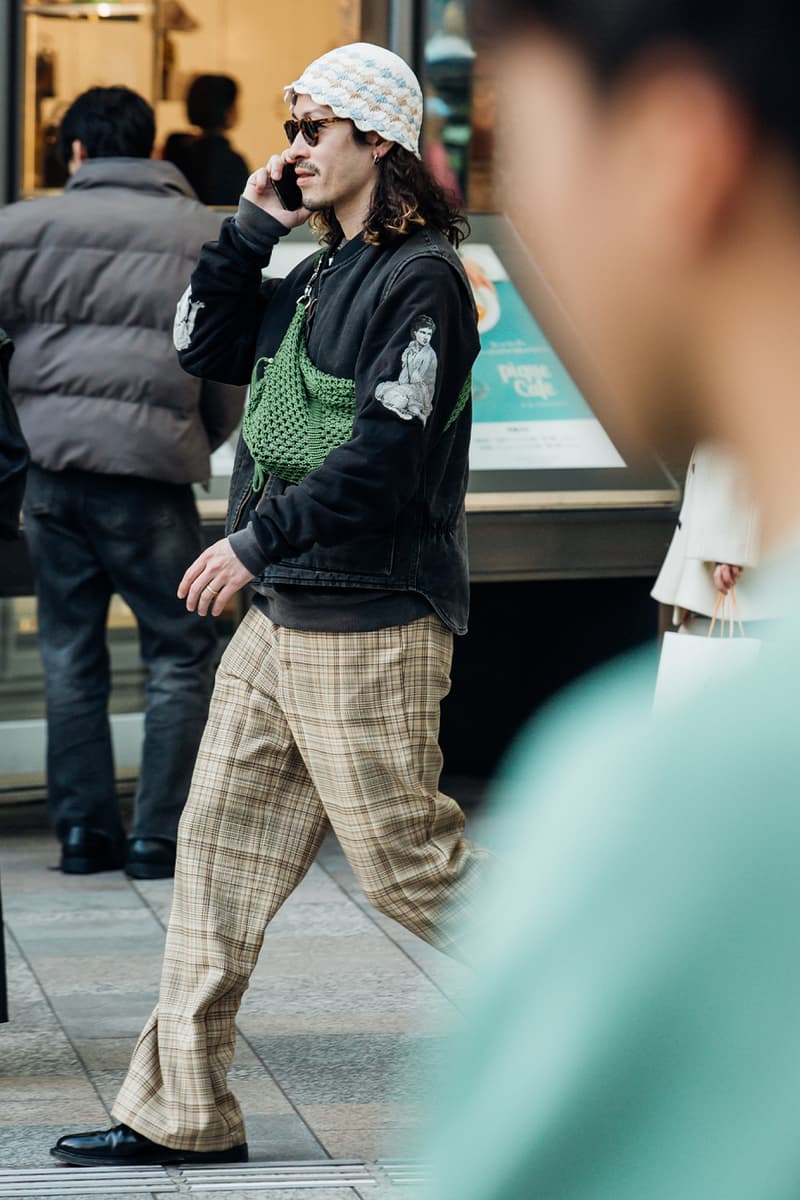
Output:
[
  {"xmin": 234, "ymin": 199, "xmax": 290, "ymax": 256},
  {"xmin": 227, "ymin": 524, "xmax": 269, "ymax": 575}
]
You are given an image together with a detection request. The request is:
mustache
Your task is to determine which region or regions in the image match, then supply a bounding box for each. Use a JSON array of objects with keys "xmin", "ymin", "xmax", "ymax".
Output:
[{"xmin": 294, "ymin": 162, "xmax": 320, "ymax": 176}]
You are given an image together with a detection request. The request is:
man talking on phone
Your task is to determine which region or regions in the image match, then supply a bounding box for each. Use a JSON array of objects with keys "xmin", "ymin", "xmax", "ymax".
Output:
[{"xmin": 53, "ymin": 43, "xmax": 487, "ymax": 1167}]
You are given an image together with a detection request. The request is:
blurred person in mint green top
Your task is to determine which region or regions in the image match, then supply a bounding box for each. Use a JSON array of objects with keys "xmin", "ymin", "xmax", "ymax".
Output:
[{"xmin": 425, "ymin": 1, "xmax": 800, "ymax": 1197}]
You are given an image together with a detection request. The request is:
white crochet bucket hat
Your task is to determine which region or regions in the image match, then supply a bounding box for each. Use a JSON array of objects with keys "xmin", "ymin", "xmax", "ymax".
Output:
[{"xmin": 285, "ymin": 43, "xmax": 424, "ymax": 158}]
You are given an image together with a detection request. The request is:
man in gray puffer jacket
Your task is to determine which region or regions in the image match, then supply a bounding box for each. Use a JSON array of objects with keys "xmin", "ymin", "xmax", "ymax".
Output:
[{"xmin": 0, "ymin": 86, "xmax": 243, "ymax": 880}]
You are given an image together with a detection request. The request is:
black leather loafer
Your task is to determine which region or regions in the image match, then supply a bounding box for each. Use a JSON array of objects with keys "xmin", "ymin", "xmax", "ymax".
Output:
[
  {"xmin": 60, "ymin": 826, "xmax": 125, "ymax": 875},
  {"xmin": 50, "ymin": 1123, "xmax": 248, "ymax": 1166},
  {"xmin": 125, "ymin": 837, "xmax": 177, "ymax": 880}
]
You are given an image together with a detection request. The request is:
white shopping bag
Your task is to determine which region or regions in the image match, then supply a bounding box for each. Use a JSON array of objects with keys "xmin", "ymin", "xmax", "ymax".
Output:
[{"xmin": 654, "ymin": 589, "xmax": 761, "ymax": 711}]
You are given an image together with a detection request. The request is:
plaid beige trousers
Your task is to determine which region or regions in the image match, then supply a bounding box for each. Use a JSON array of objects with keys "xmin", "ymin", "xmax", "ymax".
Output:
[{"xmin": 112, "ymin": 607, "xmax": 487, "ymax": 1150}]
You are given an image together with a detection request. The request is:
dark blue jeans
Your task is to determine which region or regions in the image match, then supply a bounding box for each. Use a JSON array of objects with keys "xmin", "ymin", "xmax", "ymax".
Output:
[{"xmin": 24, "ymin": 466, "xmax": 217, "ymax": 845}]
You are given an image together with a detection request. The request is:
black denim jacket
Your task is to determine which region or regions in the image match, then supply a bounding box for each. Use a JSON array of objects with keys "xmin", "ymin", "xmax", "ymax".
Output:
[{"xmin": 176, "ymin": 202, "xmax": 479, "ymax": 634}]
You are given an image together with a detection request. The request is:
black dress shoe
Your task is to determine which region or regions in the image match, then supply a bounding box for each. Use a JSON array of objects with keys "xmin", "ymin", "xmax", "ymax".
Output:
[
  {"xmin": 125, "ymin": 837, "xmax": 177, "ymax": 880},
  {"xmin": 60, "ymin": 826, "xmax": 125, "ymax": 875},
  {"xmin": 50, "ymin": 1123, "xmax": 248, "ymax": 1167}
]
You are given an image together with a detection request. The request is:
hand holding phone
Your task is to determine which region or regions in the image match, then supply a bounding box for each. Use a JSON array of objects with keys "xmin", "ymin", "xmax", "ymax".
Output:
[
  {"xmin": 270, "ymin": 162, "xmax": 304, "ymax": 212},
  {"xmin": 242, "ymin": 157, "xmax": 308, "ymax": 229}
]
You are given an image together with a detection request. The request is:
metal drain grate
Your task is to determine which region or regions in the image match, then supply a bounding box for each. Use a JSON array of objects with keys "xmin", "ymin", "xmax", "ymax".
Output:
[
  {"xmin": 0, "ymin": 1159, "xmax": 429, "ymax": 1197},
  {"xmin": 181, "ymin": 1159, "xmax": 377, "ymax": 1191},
  {"xmin": 0, "ymin": 1165, "xmax": 176, "ymax": 1196},
  {"xmin": 181, "ymin": 1159, "xmax": 430, "ymax": 1193},
  {"xmin": 377, "ymin": 1161, "xmax": 430, "ymax": 1188}
]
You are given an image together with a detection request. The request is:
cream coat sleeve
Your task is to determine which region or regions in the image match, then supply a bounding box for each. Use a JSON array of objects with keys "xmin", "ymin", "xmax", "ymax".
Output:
[
  {"xmin": 684, "ymin": 442, "xmax": 760, "ymax": 568},
  {"xmin": 651, "ymin": 442, "xmax": 763, "ymax": 620}
]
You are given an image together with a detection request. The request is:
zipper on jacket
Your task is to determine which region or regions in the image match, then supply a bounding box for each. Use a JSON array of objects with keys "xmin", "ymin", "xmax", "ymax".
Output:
[{"xmin": 230, "ymin": 484, "xmax": 254, "ymax": 533}]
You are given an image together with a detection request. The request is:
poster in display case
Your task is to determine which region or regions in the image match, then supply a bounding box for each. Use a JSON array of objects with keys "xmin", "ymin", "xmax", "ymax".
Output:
[
  {"xmin": 461, "ymin": 240, "xmax": 624, "ymax": 472},
  {"xmin": 461, "ymin": 214, "xmax": 678, "ymax": 511}
]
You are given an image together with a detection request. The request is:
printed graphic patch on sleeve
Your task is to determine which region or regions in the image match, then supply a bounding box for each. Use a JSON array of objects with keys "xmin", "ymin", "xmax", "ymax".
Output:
[
  {"xmin": 375, "ymin": 314, "xmax": 438, "ymax": 425},
  {"xmin": 173, "ymin": 287, "xmax": 206, "ymax": 352}
]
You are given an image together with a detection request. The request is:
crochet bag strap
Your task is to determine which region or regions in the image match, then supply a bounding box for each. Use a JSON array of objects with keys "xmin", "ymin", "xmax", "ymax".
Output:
[{"xmin": 443, "ymin": 372, "xmax": 472, "ymax": 433}]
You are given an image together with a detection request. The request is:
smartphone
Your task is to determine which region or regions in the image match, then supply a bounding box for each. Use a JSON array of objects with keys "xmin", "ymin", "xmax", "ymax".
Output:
[{"xmin": 270, "ymin": 163, "xmax": 304, "ymax": 212}]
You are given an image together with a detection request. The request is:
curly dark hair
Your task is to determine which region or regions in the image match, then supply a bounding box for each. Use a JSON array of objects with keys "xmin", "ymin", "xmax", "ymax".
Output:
[{"xmin": 310, "ymin": 132, "xmax": 469, "ymax": 249}]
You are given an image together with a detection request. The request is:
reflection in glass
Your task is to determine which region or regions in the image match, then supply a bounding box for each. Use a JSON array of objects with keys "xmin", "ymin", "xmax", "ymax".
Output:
[
  {"xmin": 162, "ymin": 73, "xmax": 250, "ymax": 205},
  {"xmin": 422, "ymin": 0, "xmax": 494, "ymax": 211},
  {"xmin": 21, "ymin": 0, "xmax": 368, "ymax": 196},
  {"xmin": 424, "ymin": 1, "xmax": 474, "ymax": 202}
]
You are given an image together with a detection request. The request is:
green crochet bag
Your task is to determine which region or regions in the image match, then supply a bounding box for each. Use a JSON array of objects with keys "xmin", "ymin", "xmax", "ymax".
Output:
[
  {"xmin": 243, "ymin": 281, "xmax": 471, "ymax": 493},
  {"xmin": 243, "ymin": 300, "xmax": 357, "ymax": 491}
]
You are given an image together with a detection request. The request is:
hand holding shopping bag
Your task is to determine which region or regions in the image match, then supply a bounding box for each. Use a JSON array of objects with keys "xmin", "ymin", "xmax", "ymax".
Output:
[{"xmin": 654, "ymin": 588, "xmax": 761, "ymax": 711}]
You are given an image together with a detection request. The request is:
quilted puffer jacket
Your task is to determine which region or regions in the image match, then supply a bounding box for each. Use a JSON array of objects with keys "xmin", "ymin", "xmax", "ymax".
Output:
[{"xmin": 0, "ymin": 157, "xmax": 243, "ymax": 484}]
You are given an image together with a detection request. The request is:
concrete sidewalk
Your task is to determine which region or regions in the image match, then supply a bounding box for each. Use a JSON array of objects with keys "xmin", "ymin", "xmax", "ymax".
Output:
[{"xmin": 0, "ymin": 798, "xmax": 478, "ymax": 1199}]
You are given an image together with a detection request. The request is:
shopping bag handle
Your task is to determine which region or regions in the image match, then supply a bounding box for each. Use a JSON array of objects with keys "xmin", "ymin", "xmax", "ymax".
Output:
[{"xmin": 708, "ymin": 586, "xmax": 746, "ymax": 638}]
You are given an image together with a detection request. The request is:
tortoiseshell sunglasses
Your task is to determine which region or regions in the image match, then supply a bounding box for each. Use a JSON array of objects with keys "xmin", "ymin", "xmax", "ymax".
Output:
[{"xmin": 283, "ymin": 116, "xmax": 346, "ymax": 147}]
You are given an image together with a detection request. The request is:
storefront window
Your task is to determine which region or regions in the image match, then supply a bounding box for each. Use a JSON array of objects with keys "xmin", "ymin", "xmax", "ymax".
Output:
[{"xmin": 21, "ymin": 0, "xmax": 372, "ymax": 196}]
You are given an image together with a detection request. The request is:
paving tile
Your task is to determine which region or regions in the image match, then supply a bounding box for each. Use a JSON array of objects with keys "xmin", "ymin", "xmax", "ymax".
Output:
[
  {"xmin": 129, "ymin": 877, "xmax": 174, "ymax": 925},
  {"xmin": 0, "ymin": 868, "xmax": 133, "ymax": 903},
  {"xmin": 9, "ymin": 934, "xmax": 165, "ymax": 962},
  {"xmin": 230, "ymin": 1038, "xmax": 277, "ymax": 1070},
  {"xmin": 315, "ymin": 1125, "xmax": 414, "ymax": 1160},
  {"xmin": 71, "ymin": 1037, "xmax": 140, "ymax": 1071},
  {"xmin": 246, "ymin": 1033, "xmax": 453, "ymax": 1106},
  {"xmin": 251, "ymin": 940, "xmax": 413, "ymax": 981},
  {"xmin": 8, "ymin": 902, "xmax": 157, "ymax": 926},
  {"xmin": 243, "ymin": 1113, "xmax": 328, "ymax": 1161},
  {"xmin": 385, "ymin": 939, "xmax": 474, "ymax": 999},
  {"xmin": 0, "ymin": 998, "xmax": 61, "ymax": 1033},
  {"xmin": 266, "ymin": 900, "xmax": 377, "ymax": 939},
  {"xmin": 32, "ymin": 953, "xmax": 164, "ymax": 997},
  {"xmin": 48, "ymin": 993, "xmax": 157, "ymax": 1039},
  {"xmin": 247, "ymin": 958, "xmax": 428, "ymax": 991},
  {"xmin": 2, "ymin": 888, "xmax": 144, "ymax": 914},
  {"xmin": 129, "ymin": 877, "xmax": 174, "ymax": 903},
  {"xmin": 341, "ymin": 904, "xmax": 474, "ymax": 1005},
  {"xmin": 0, "ymin": 1124, "xmax": 75, "ymax": 1166},
  {"xmin": 277, "ymin": 863, "xmax": 347, "ymax": 906},
  {"xmin": 86, "ymin": 1068, "xmax": 130, "ymax": 1108},
  {"xmin": 0, "ymin": 1096, "xmax": 108, "ymax": 1126},
  {"xmin": 221, "ymin": 1077, "xmax": 295, "ymax": 1117},
  {"xmin": 240, "ymin": 969, "xmax": 454, "ymax": 1017},
  {"xmin": 1, "ymin": 940, "xmax": 58, "ymax": 1030},
  {"xmin": 10, "ymin": 910, "xmax": 161, "ymax": 945},
  {"xmin": 87, "ymin": 1067, "xmax": 295, "ymax": 1120},
  {"xmin": 0, "ymin": 1074, "xmax": 99, "ymax": 1101},
  {"xmin": 238, "ymin": 1009, "xmax": 456, "ymax": 1036},
  {"xmin": 298, "ymin": 1102, "xmax": 419, "ymax": 1129},
  {"xmin": 344, "ymin": 902, "xmax": 404, "ymax": 935},
  {"xmin": 0, "ymin": 1030, "xmax": 82, "ymax": 1075}
]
